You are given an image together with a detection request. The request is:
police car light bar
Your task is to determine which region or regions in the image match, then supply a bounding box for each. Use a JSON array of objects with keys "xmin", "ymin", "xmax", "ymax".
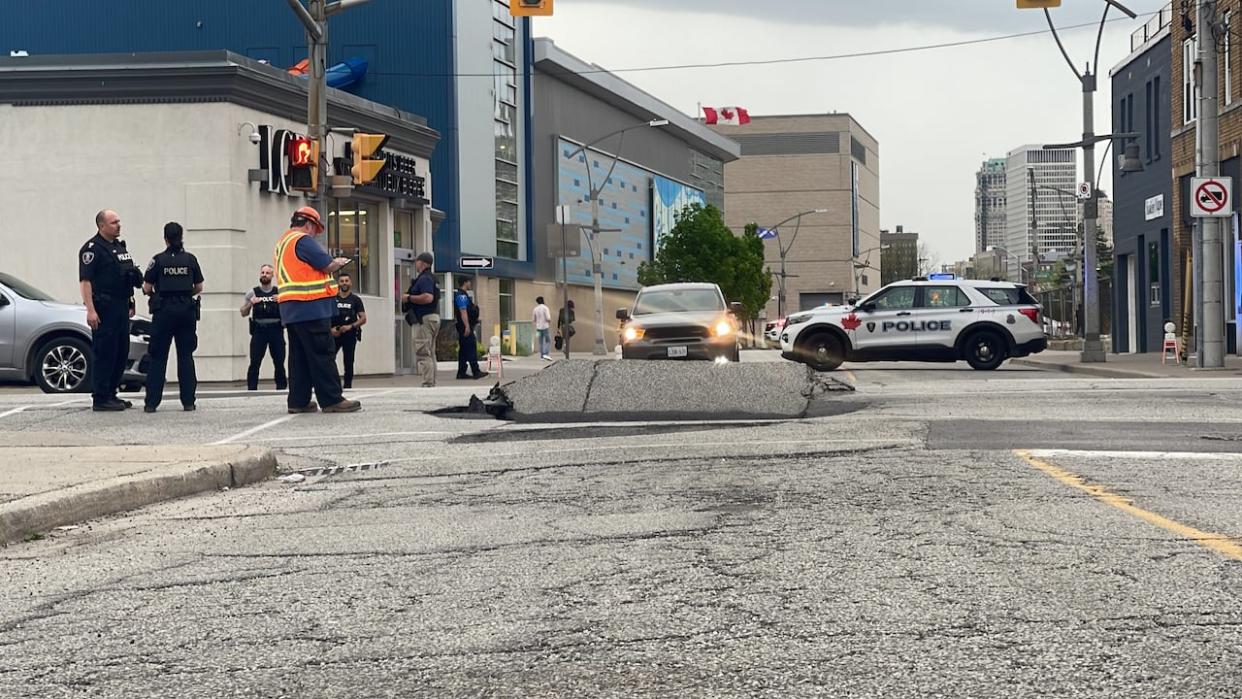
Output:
[{"xmin": 927, "ymin": 273, "xmax": 956, "ymax": 281}]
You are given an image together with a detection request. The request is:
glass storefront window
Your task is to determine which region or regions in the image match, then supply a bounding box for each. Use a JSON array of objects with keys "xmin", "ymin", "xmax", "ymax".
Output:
[{"xmin": 327, "ymin": 199, "xmax": 381, "ymax": 296}]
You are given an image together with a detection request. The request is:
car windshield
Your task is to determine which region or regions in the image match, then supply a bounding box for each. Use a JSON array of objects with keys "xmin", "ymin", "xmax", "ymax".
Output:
[
  {"xmin": 0, "ymin": 272, "xmax": 58, "ymax": 301},
  {"xmin": 633, "ymin": 288, "xmax": 724, "ymax": 315}
]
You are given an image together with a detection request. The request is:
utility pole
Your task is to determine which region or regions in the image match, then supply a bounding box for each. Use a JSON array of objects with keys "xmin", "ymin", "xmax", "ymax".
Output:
[
  {"xmin": 286, "ymin": 0, "xmax": 372, "ymax": 216},
  {"xmin": 1197, "ymin": 0, "xmax": 1226, "ymax": 368}
]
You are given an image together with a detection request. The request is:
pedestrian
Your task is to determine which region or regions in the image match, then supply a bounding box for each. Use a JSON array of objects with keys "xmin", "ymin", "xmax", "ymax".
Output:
[
  {"xmin": 240, "ymin": 264, "xmax": 288, "ymax": 391},
  {"xmin": 532, "ymin": 296, "xmax": 552, "ymax": 360},
  {"xmin": 78, "ymin": 209, "xmax": 142, "ymax": 411},
  {"xmin": 274, "ymin": 206, "xmax": 361, "ymax": 414},
  {"xmin": 141, "ymin": 222, "xmax": 203, "ymax": 413},
  {"xmin": 401, "ymin": 252, "xmax": 440, "ymax": 387},
  {"xmin": 331, "ymin": 272, "xmax": 367, "ymax": 389},
  {"xmin": 556, "ymin": 299, "xmax": 576, "ymax": 352},
  {"xmin": 454, "ymin": 277, "xmax": 486, "ymax": 380}
]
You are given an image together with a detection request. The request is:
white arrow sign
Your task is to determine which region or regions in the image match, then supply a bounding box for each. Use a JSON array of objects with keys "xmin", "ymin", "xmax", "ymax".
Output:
[{"xmin": 459, "ymin": 256, "xmax": 495, "ymax": 270}]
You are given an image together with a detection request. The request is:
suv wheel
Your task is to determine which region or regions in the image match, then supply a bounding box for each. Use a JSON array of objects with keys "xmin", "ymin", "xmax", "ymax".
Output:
[
  {"xmin": 801, "ymin": 332, "xmax": 844, "ymax": 372},
  {"xmin": 34, "ymin": 337, "xmax": 92, "ymax": 393},
  {"xmin": 963, "ymin": 330, "xmax": 1006, "ymax": 371}
]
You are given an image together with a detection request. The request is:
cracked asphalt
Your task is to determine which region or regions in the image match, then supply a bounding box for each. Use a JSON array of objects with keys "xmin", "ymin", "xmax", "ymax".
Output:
[{"xmin": 2, "ymin": 360, "xmax": 1242, "ymax": 697}]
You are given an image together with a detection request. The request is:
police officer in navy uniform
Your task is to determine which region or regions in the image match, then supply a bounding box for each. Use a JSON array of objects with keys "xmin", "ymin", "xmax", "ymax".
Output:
[
  {"xmin": 240, "ymin": 264, "xmax": 288, "ymax": 391},
  {"xmin": 78, "ymin": 209, "xmax": 143, "ymax": 411},
  {"xmin": 331, "ymin": 272, "xmax": 367, "ymax": 389},
  {"xmin": 141, "ymin": 222, "xmax": 204, "ymax": 412}
]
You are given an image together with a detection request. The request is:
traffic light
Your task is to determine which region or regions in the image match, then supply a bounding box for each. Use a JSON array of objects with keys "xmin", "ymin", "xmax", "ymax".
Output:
[
  {"xmin": 511, "ymin": 0, "xmax": 553, "ymax": 17},
  {"xmin": 1016, "ymin": 0, "xmax": 1061, "ymax": 8},
  {"xmin": 350, "ymin": 133, "xmax": 390, "ymax": 186},
  {"xmin": 288, "ymin": 136, "xmax": 318, "ymax": 193}
]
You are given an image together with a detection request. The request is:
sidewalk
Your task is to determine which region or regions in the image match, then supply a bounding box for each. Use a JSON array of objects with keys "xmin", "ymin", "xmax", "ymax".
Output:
[
  {"xmin": 0, "ymin": 432, "xmax": 274, "ymax": 545},
  {"xmin": 1012, "ymin": 350, "xmax": 1242, "ymax": 378}
]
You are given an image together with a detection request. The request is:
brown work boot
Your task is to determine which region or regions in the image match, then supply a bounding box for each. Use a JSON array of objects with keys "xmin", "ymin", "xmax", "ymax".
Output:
[
  {"xmin": 322, "ymin": 399, "xmax": 361, "ymax": 413},
  {"xmin": 288, "ymin": 401, "xmax": 319, "ymax": 414}
]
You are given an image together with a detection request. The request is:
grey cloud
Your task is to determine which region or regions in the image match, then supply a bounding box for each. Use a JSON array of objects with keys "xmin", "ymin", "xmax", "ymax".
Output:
[{"xmin": 574, "ymin": 0, "xmax": 1166, "ymax": 33}]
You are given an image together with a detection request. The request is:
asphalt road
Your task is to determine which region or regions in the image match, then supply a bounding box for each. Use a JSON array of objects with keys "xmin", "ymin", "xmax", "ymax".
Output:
[{"xmin": 2, "ymin": 358, "xmax": 1242, "ymax": 697}]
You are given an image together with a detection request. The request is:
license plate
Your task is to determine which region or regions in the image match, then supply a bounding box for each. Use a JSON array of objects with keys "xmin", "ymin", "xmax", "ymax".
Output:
[{"xmin": 667, "ymin": 346, "xmax": 688, "ymax": 358}]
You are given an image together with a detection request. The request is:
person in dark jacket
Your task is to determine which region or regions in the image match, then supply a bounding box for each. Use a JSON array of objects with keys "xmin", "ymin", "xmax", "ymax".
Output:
[
  {"xmin": 141, "ymin": 222, "xmax": 204, "ymax": 412},
  {"xmin": 453, "ymin": 277, "xmax": 486, "ymax": 380},
  {"xmin": 78, "ymin": 209, "xmax": 143, "ymax": 411}
]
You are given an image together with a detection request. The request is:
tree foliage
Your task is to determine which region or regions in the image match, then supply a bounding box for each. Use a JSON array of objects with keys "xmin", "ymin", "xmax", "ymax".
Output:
[{"xmin": 637, "ymin": 203, "xmax": 772, "ymax": 321}]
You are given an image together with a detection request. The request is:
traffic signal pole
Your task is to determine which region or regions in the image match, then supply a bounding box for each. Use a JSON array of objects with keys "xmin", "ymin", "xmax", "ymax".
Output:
[
  {"xmin": 1197, "ymin": 0, "xmax": 1226, "ymax": 368},
  {"xmin": 286, "ymin": 0, "xmax": 372, "ymax": 216}
]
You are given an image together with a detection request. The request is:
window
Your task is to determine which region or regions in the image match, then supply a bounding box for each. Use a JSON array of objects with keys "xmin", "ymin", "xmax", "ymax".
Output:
[
  {"xmin": 1228, "ymin": 12, "xmax": 1235, "ymax": 106},
  {"xmin": 921, "ymin": 286, "xmax": 969, "ymax": 308},
  {"xmin": 1184, "ymin": 36, "xmax": 1198, "ymax": 124},
  {"xmin": 980, "ymin": 287, "xmax": 1038, "ymax": 305},
  {"xmin": 1145, "ymin": 80, "xmax": 1153, "ymax": 162},
  {"xmin": 867, "ymin": 287, "xmax": 916, "ymax": 310},
  {"xmin": 493, "ymin": 0, "xmax": 521, "ymax": 261},
  {"xmin": 499, "ymin": 278, "xmax": 515, "ymax": 328},
  {"xmin": 1149, "ymin": 241, "xmax": 1160, "ymax": 283},
  {"xmin": 1153, "ymin": 76, "xmax": 1161, "ymax": 159},
  {"xmin": 326, "ymin": 199, "xmax": 381, "ymax": 296}
]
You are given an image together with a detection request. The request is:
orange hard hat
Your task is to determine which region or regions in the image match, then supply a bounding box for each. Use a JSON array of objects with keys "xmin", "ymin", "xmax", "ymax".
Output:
[{"xmin": 292, "ymin": 206, "xmax": 324, "ymax": 231}]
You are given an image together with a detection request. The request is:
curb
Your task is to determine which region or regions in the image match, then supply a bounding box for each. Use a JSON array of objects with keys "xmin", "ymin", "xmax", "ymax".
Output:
[
  {"xmin": 0, "ymin": 447, "xmax": 277, "ymax": 546},
  {"xmin": 1010, "ymin": 358, "xmax": 1161, "ymax": 379}
]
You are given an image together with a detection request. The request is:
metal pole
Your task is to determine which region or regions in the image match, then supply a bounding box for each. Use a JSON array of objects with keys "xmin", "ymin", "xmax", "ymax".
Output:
[
  {"xmin": 1028, "ymin": 167, "xmax": 1037, "ymax": 285},
  {"xmin": 777, "ymin": 245, "xmax": 787, "ymax": 319},
  {"xmin": 561, "ymin": 220, "xmax": 570, "ymax": 360},
  {"xmin": 1080, "ymin": 65, "xmax": 1106, "ymax": 362},
  {"xmin": 307, "ymin": 0, "xmax": 329, "ymax": 216},
  {"xmin": 1200, "ymin": 0, "xmax": 1226, "ymax": 367},
  {"xmin": 590, "ymin": 196, "xmax": 607, "ymax": 355}
]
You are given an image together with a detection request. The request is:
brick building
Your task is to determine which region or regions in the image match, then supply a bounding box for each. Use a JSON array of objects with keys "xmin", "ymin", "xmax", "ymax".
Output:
[
  {"xmin": 711, "ymin": 114, "xmax": 880, "ymax": 317},
  {"xmin": 1171, "ymin": 0, "xmax": 1240, "ymax": 351}
]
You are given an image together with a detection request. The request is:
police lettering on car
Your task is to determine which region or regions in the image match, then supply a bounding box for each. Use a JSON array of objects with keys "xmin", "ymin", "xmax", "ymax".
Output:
[{"xmin": 78, "ymin": 209, "xmax": 143, "ymax": 411}]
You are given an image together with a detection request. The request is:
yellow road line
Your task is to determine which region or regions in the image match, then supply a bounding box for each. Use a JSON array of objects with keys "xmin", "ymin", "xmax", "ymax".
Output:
[{"xmin": 1015, "ymin": 449, "xmax": 1242, "ymax": 562}]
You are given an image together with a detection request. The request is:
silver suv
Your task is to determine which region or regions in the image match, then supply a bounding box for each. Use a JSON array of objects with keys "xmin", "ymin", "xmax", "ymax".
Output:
[
  {"xmin": 780, "ymin": 278, "xmax": 1048, "ymax": 371},
  {"xmin": 0, "ymin": 272, "xmax": 149, "ymax": 393}
]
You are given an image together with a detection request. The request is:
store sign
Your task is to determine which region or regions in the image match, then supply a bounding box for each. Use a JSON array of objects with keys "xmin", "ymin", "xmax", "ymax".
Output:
[
  {"xmin": 1145, "ymin": 194, "xmax": 1165, "ymax": 221},
  {"xmin": 366, "ymin": 151, "xmax": 426, "ymax": 200}
]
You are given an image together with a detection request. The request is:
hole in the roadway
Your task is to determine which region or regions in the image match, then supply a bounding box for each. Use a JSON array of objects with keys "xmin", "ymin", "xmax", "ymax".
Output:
[{"xmin": 451, "ymin": 422, "xmax": 772, "ymax": 444}]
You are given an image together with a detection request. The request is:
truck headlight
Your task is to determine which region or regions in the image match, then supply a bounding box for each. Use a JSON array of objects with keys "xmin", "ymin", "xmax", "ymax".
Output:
[
  {"xmin": 623, "ymin": 326, "xmax": 644, "ymax": 342},
  {"xmin": 713, "ymin": 319, "xmax": 735, "ymax": 337}
]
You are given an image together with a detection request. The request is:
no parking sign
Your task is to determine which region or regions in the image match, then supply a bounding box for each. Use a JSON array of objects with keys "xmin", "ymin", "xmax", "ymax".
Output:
[{"xmin": 1191, "ymin": 177, "xmax": 1233, "ymax": 218}]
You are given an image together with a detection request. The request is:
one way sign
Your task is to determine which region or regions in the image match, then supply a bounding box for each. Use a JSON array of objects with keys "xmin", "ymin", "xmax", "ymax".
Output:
[
  {"xmin": 1191, "ymin": 177, "xmax": 1233, "ymax": 218},
  {"xmin": 459, "ymin": 256, "xmax": 495, "ymax": 270}
]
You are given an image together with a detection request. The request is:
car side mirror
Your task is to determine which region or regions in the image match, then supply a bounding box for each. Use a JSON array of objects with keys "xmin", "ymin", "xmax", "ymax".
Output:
[
  {"xmin": 858, "ymin": 302, "xmax": 876, "ymax": 313},
  {"xmin": 615, "ymin": 308, "xmax": 630, "ymax": 321}
]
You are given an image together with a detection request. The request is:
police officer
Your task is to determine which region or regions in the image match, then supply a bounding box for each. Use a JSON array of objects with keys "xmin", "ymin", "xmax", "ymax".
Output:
[
  {"xmin": 240, "ymin": 264, "xmax": 288, "ymax": 391},
  {"xmin": 454, "ymin": 277, "xmax": 486, "ymax": 380},
  {"xmin": 331, "ymin": 272, "xmax": 367, "ymax": 389},
  {"xmin": 79, "ymin": 209, "xmax": 143, "ymax": 411},
  {"xmin": 141, "ymin": 222, "xmax": 204, "ymax": 413}
]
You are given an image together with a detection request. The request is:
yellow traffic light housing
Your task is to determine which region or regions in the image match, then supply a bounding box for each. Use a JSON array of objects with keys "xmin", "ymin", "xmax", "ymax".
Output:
[
  {"xmin": 1016, "ymin": 0, "xmax": 1061, "ymax": 8},
  {"xmin": 350, "ymin": 133, "xmax": 390, "ymax": 186},
  {"xmin": 511, "ymin": 0, "xmax": 553, "ymax": 17},
  {"xmin": 288, "ymin": 136, "xmax": 319, "ymax": 193}
]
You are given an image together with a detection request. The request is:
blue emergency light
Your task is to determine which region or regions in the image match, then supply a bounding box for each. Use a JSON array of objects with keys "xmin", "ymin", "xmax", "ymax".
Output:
[{"xmin": 927, "ymin": 273, "xmax": 956, "ymax": 281}]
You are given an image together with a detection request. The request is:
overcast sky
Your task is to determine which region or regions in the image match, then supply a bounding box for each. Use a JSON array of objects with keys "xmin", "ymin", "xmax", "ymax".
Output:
[{"xmin": 536, "ymin": 0, "xmax": 1167, "ymax": 265}]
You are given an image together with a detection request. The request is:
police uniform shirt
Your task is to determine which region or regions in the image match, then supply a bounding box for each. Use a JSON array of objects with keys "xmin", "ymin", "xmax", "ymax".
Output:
[
  {"xmin": 333, "ymin": 293, "xmax": 366, "ymax": 337},
  {"xmin": 246, "ymin": 286, "xmax": 282, "ymax": 324},
  {"xmin": 143, "ymin": 250, "xmax": 204, "ymax": 298},
  {"xmin": 79, "ymin": 233, "xmax": 140, "ymax": 300}
]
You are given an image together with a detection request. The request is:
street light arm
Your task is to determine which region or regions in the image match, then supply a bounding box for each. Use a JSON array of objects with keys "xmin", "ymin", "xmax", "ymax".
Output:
[
  {"xmin": 565, "ymin": 120, "xmax": 660, "ymax": 160},
  {"xmin": 325, "ymin": 0, "xmax": 373, "ymax": 16},
  {"xmin": 1093, "ymin": 2, "xmax": 1110, "ymax": 77},
  {"xmin": 597, "ymin": 130, "xmax": 627, "ymax": 198},
  {"xmin": 1044, "ymin": 8, "xmax": 1083, "ymax": 80},
  {"xmin": 785, "ymin": 218, "xmax": 804, "ymax": 260}
]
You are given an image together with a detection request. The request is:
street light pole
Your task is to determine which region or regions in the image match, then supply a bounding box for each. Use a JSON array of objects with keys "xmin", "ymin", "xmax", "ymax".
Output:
[
  {"xmin": 1034, "ymin": 0, "xmax": 1140, "ymax": 363},
  {"xmin": 565, "ymin": 119, "xmax": 669, "ymax": 355},
  {"xmin": 765, "ymin": 209, "xmax": 828, "ymax": 318},
  {"xmin": 1197, "ymin": 0, "xmax": 1226, "ymax": 368}
]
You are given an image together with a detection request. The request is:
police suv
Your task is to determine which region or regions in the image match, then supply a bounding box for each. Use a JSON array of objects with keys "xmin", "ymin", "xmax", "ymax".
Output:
[{"xmin": 780, "ymin": 277, "xmax": 1047, "ymax": 371}]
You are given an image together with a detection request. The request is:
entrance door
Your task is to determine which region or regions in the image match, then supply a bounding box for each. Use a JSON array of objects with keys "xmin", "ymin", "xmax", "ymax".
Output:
[{"xmin": 394, "ymin": 257, "xmax": 417, "ymax": 374}]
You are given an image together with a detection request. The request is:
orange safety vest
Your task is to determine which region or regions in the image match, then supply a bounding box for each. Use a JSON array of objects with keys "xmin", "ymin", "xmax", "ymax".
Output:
[{"xmin": 274, "ymin": 229, "xmax": 338, "ymax": 304}]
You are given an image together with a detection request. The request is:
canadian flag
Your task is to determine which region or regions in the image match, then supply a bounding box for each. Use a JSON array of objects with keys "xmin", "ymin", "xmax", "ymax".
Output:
[{"xmin": 702, "ymin": 106, "xmax": 750, "ymax": 126}]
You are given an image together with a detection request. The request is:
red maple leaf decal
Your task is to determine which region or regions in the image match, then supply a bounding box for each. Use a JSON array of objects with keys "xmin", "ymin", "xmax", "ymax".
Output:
[{"xmin": 841, "ymin": 313, "xmax": 861, "ymax": 331}]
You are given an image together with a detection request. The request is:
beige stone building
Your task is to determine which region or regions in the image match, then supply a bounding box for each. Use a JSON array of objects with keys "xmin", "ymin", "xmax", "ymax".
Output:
[{"xmin": 711, "ymin": 114, "xmax": 880, "ymax": 319}]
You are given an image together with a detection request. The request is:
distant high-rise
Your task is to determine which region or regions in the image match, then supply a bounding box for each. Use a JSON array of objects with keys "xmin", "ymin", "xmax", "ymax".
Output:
[
  {"xmin": 1005, "ymin": 145, "xmax": 1077, "ymax": 282},
  {"xmin": 975, "ymin": 158, "xmax": 1006, "ymax": 253},
  {"xmin": 880, "ymin": 225, "xmax": 919, "ymax": 285}
]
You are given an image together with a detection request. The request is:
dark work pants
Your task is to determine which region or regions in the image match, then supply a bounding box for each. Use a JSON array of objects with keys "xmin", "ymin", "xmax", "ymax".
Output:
[
  {"xmin": 334, "ymin": 333, "xmax": 358, "ymax": 388},
  {"xmin": 90, "ymin": 300, "xmax": 131, "ymax": 405},
  {"xmin": 287, "ymin": 318, "xmax": 343, "ymax": 409},
  {"xmin": 457, "ymin": 327, "xmax": 481, "ymax": 378},
  {"xmin": 145, "ymin": 301, "xmax": 198, "ymax": 409},
  {"xmin": 248, "ymin": 325, "xmax": 288, "ymax": 390}
]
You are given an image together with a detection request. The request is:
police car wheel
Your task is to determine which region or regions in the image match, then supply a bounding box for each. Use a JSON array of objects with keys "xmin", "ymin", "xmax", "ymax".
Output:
[
  {"xmin": 802, "ymin": 332, "xmax": 844, "ymax": 372},
  {"xmin": 963, "ymin": 330, "xmax": 1006, "ymax": 371},
  {"xmin": 34, "ymin": 337, "xmax": 92, "ymax": 394}
]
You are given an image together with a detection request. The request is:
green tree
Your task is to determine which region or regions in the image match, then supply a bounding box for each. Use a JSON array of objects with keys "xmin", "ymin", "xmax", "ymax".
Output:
[{"xmin": 638, "ymin": 204, "xmax": 772, "ymax": 323}]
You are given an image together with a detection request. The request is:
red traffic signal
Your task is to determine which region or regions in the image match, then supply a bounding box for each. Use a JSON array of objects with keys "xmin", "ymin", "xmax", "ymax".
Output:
[{"xmin": 288, "ymin": 136, "xmax": 315, "ymax": 168}]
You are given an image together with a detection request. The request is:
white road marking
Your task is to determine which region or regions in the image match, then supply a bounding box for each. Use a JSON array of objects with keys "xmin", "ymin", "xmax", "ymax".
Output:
[
  {"xmin": 248, "ymin": 430, "xmax": 458, "ymax": 443},
  {"xmin": 1026, "ymin": 449, "xmax": 1242, "ymax": 461},
  {"xmin": 0, "ymin": 405, "xmax": 31, "ymax": 420},
  {"xmin": 212, "ymin": 415, "xmax": 296, "ymax": 445}
]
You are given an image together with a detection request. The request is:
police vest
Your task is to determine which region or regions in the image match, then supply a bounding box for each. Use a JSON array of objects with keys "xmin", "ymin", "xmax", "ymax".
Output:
[
  {"xmin": 251, "ymin": 286, "xmax": 281, "ymax": 321},
  {"xmin": 274, "ymin": 230, "xmax": 337, "ymax": 304},
  {"xmin": 153, "ymin": 250, "xmax": 195, "ymax": 296}
]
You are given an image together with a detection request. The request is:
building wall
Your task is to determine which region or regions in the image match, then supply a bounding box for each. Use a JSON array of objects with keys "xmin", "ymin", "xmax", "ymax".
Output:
[
  {"xmin": 0, "ymin": 100, "xmax": 433, "ymax": 381},
  {"xmin": 976, "ymin": 158, "xmax": 1007, "ymax": 253},
  {"xmin": 713, "ymin": 114, "xmax": 881, "ymax": 317},
  {"xmin": 1004, "ymin": 146, "xmax": 1077, "ymax": 282},
  {"xmin": 880, "ymin": 231, "xmax": 919, "ymax": 284}
]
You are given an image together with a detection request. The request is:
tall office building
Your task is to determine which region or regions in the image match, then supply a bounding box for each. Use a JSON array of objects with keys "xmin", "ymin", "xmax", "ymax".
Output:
[
  {"xmin": 975, "ymin": 158, "xmax": 1007, "ymax": 253},
  {"xmin": 1004, "ymin": 145, "xmax": 1078, "ymax": 281}
]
